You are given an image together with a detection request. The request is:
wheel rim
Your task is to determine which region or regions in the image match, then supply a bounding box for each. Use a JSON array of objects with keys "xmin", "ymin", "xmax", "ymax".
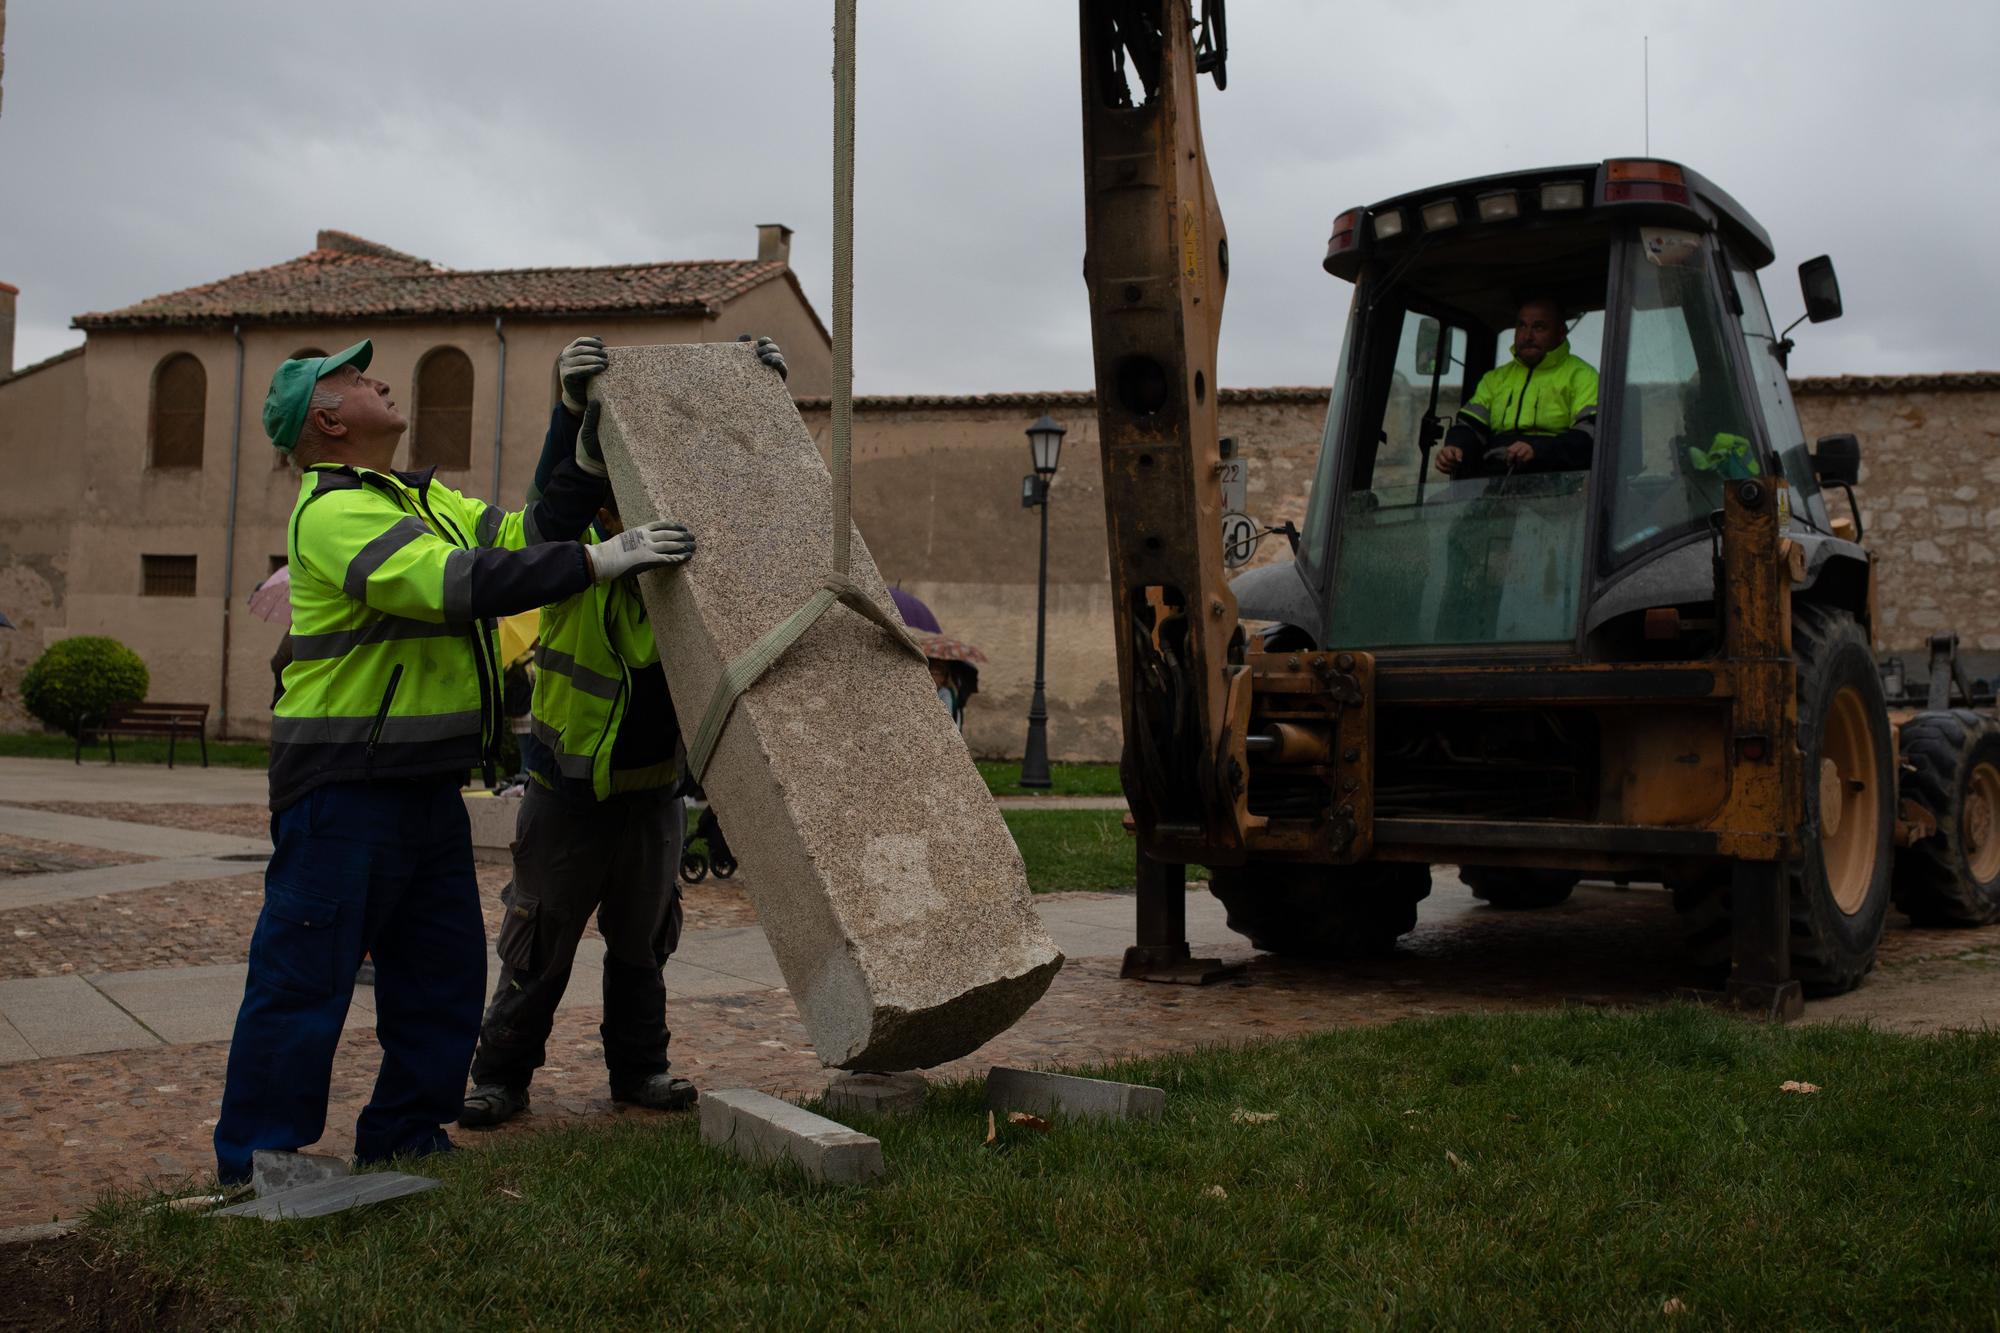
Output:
[
  {"xmin": 1964, "ymin": 760, "xmax": 2000, "ymax": 883},
  {"xmin": 1819, "ymin": 684, "xmax": 1879, "ymax": 915}
]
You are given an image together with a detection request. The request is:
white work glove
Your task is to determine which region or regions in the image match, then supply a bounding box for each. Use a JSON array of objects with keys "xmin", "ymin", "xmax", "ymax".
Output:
[
  {"xmin": 559, "ymin": 335, "xmax": 608, "ymax": 415},
  {"xmin": 745, "ymin": 335, "xmax": 788, "ymax": 381},
  {"xmin": 586, "ymin": 520, "xmax": 695, "ymax": 582},
  {"xmin": 575, "ymin": 401, "xmax": 607, "ymax": 479}
]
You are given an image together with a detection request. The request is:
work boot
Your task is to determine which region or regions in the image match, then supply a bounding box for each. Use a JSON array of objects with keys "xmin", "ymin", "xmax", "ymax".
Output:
[
  {"xmin": 611, "ymin": 1074, "xmax": 698, "ymax": 1112},
  {"xmin": 459, "ymin": 1084, "xmax": 530, "ymax": 1129}
]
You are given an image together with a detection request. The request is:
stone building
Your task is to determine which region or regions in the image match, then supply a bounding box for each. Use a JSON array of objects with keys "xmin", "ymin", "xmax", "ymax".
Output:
[
  {"xmin": 0, "ymin": 225, "xmax": 830, "ymax": 735},
  {"xmin": 2, "ymin": 234, "xmax": 1995, "ymax": 761}
]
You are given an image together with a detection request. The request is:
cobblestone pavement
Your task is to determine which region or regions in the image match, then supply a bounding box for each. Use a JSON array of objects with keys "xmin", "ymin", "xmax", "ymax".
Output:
[
  {"xmin": 0, "ymin": 864, "xmax": 760, "ymax": 982},
  {"xmin": 9, "ymin": 802, "xmax": 273, "ymax": 841},
  {"xmin": 0, "ymin": 835, "xmax": 148, "ymax": 881}
]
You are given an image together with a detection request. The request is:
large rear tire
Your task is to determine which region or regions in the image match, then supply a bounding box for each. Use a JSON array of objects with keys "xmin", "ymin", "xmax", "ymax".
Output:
[
  {"xmin": 1461, "ymin": 866, "xmax": 1580, "ymax": 910},
  {"xmin": 1209, "ymin": 862, "xmax": 1431, "ymax": 958},
  {"xmin": 1679, "ymin": 604, "xmax": 1893, "ymax": 995},
  {"xmin": 1893, "ymin": 708, "xmax": 2000, "ymax": 925}
]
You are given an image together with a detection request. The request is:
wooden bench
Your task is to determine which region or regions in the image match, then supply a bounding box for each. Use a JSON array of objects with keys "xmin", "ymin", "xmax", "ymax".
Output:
[{"xmin": 79, "ymin": 701, "xmax": 211, "ymax": 769}]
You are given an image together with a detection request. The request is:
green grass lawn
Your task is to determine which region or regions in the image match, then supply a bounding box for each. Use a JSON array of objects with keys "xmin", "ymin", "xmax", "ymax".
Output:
[
  {"xmin": 0, "ymin": 732, "xmax": 271, "ymax": 768},
  {"xmin": 1003, "ymin": 808, "xmax": 1197, "ymax": 892},
  {"xmin": 85, "ymin": 1007, "xmax": 2000, "ymax": 1328},
  {"xmin": 977, "ymin": 759, "xmax": 1124, "ymax": 798}
]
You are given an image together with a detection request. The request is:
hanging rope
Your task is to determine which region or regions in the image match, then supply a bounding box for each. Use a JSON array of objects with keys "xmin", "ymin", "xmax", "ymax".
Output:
[{"xmin": 684, "ymin": 0, "xmax": 923, "ymax": 785}]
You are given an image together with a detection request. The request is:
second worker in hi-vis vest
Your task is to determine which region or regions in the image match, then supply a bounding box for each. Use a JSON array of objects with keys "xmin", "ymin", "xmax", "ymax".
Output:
[
  {"xmin": 214, "ymin": 338, "xmax": 696, "ymax": 1185},
  {"xmin": 459, "ymin": 334, "xmax": 788, "ymax": 1128}
]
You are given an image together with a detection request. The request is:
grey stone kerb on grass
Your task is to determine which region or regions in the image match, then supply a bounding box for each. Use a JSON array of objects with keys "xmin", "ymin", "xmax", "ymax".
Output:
[{"xmin": 592, "ymin": 342, "xmax": 1063, "ymax": 1070}]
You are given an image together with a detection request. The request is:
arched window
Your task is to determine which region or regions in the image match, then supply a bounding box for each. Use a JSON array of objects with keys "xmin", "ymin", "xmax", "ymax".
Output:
[
  {"xmin": 149, "ymin": 353, "xmax": 206, "ymax": 468},
  {"xmin": 412, "ymin": 346, "xmax": 474, "ymax": 471}
]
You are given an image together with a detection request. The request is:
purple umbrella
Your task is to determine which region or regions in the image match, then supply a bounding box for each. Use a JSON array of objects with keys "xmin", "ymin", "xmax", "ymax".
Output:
[{"xmin": 890, "ymin": 586, "xmax": 941, "ymax": 634}]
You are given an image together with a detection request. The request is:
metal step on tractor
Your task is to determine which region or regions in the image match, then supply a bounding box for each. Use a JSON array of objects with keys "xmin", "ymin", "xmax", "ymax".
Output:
[{"xmin": 1075, "ymin": 0, "xmax": 2000, "ymax": 1016}]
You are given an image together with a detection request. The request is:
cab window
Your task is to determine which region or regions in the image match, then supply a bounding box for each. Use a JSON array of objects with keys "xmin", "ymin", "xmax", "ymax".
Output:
[
  {"xmin": 1602, "ymin": 229, "xmax": 1758, "ymax": 565},
  {"xmin": 1727, "ymin": 258, "xmax": 1820, "ymax": 510}
]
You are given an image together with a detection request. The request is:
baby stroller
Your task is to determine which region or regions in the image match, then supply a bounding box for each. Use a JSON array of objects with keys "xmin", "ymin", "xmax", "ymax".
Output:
[{"xmin": 679, "ymin": 801, "xmax": 737, "ymax": 884}]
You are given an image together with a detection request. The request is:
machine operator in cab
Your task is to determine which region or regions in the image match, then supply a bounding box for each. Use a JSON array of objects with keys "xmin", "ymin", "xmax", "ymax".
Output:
[{"xmin": 1435, "ymin": 296, "xmax": 1599, "ymax": 477}]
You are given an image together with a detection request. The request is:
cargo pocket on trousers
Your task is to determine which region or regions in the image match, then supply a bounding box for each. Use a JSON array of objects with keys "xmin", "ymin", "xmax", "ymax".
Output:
[
  {"xmin": 255, "ymin": 883, "xmax": 342, "ymax": 999},
  {"xmin": 496, "ymin": 897, "xmax": 541, "ymax": 973}
]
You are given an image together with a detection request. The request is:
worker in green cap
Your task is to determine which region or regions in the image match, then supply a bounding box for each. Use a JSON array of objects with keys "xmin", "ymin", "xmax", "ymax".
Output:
[{"xmin": 214, "ymin": 336, "xmax": 698, "ymax": 1184}]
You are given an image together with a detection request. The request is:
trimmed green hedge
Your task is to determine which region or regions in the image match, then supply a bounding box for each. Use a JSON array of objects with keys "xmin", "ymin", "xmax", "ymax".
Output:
[{"xmin": 20, "ymin": 636, "xmax": 150, "ymax": 738}]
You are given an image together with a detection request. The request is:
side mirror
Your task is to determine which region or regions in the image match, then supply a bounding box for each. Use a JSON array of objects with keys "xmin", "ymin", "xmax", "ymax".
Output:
[
  {"xmin": 1414, "ymin": 317, "xmax": 1443, "ymax": 376},
  {"xmin": 1813, "ymin": 433, "xmax": 1860, "ymax": 486},
  {"xmin": 1799, "ymin": 255, "xmax": 1842, "ymax": 324}
]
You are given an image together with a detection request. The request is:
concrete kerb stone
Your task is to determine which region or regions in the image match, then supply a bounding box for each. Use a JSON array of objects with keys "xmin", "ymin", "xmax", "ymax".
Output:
[
  {"xmin": 823, "ymin": 1070, "xmax": 927, "ymax": 1118},
  {"xmin": 699, "ymin": 1088, "xmax": 885, "ymax": 1185},
  {"xmin": 251, "ymin": 1150, "xmax": 351, "ymax": 1199},
  {"xmin": 212, "ymin": 1172, "xmax": 441, "ymax": 1220},
  {"xmin": 985, "ymin": 1067, "xmax": 1166, "ymax": 1123}
]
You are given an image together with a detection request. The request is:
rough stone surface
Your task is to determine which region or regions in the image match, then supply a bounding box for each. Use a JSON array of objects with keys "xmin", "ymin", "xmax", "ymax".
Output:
[
  {"xmin": 823, "ymin": 1070, "xmax": 927, "ymax": 1118},
  {"xmin": 250, "ymin": 1149, "xmax": 349, "ymax": 1198},
  {"xmin": 985, "ymin": 1066, "xmax": 1166, "ymax": 1122},
  {"xmin": 698, "ymin": 1087, "xmax": 884, "ymax": 1185},
  {"xmin": 594, "ymin": 343, "xmax": 1063, "ymax": 1070},
  {"xmin": 462, "ymin": 792, "xmax": 521, "ymax": 865},
  {"xmin": 213, "ymin": 1171, "xmax": 439, "ymax": 1220}
]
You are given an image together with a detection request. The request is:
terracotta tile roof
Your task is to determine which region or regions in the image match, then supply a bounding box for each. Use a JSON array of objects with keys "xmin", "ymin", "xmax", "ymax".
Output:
[
  {"xmin": 1791, "ymin": 371, "xmax": 2000, "ymax": 394},
  {"xmin": 73, "ymin": 229, "xmax": 794, "ymax": 330},
  {"xmin": 794, "ymin": 386, "xmax": 1333, "ymax": 411},
  {"xmin": 800, "ymin": 374, "xmax": 2000, "ymax": 412},
  {"xmin": 0, "ymin": 343, "xmax": 85, "ymax": 385}
]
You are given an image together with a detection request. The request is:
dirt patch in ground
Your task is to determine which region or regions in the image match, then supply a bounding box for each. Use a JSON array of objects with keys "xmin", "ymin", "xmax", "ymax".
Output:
[
  {"xmin": 8, "ymin": 802, "xmax": 272, "ymax": 841},
  {"xmin": 0, "ymin": 1233, "xmax": 214, "ymax": 1331},
  {"xmin": 0, "ymin": 835, "xmax": 147, "ymax": 880}
]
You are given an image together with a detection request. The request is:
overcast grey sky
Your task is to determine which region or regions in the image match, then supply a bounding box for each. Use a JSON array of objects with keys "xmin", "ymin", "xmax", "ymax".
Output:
[{"xmin": 4, "ymin": 1, "xmax": 1996, "ymax": 390}]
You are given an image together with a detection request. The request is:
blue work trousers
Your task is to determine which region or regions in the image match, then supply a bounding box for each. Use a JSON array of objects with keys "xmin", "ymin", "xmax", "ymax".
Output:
[{"xmin": 214, "ymin": 777, "xmax": 486, "ymax": 1183}]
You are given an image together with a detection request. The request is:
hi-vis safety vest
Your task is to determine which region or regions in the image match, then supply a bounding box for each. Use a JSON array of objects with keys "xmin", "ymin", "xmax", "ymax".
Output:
[
  {"xmin": 528, "ymin": 563, "xmax": 681, "ymax": 802},
  {"xmin": 270, "ymin": 463, "xmax": 572, "ymax": 809},
  {"xmin": 1457, "ymin": 340, "xmax": 1601, "ymax": 443}
]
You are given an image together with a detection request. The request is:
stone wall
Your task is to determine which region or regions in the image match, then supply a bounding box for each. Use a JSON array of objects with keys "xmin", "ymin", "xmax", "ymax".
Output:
[
  {"xmin": 1793, "ymin": 375, "xmax": 2000, "ymax": 653},
  {"xmin": 809, "ymin": 374, "xmax": 2000, "ymax": 764}
]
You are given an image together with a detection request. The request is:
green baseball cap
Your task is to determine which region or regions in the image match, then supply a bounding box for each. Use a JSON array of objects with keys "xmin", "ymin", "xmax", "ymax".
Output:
[{"xmin": 263, "ymin": 339, "xmax": 373, "ymax": 452}]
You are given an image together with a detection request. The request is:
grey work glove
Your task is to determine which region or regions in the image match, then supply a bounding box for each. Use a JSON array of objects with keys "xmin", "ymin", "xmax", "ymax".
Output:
[
  {"xmin": 751, "ymin": 335, "xmax": 788, "ymax": 381},
  {"xmin": 559, "ymin": 335, "xmax": 608, "ymax": 415},
  {"xmin": 575, "ymin": 401, "xmax": 607, "ymax": 479},
  {"xmin": 585, "ymin": 520, "xmax": 695, "ymax": 582}
]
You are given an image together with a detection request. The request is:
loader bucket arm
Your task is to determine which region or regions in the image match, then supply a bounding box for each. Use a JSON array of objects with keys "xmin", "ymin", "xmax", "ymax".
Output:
[{"xmin": 1079, "ymin": 0, "xmax": 1244, "ymax": 854}]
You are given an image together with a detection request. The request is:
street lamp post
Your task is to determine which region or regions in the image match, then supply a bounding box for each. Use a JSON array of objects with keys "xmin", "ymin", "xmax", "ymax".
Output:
[{"xmin": 1019, "ymin": 414, "xmax": 1067, "ymax": 788}]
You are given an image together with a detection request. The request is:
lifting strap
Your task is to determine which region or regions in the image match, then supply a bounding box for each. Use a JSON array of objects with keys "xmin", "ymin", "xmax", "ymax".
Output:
[{"xmin": 684, "ymin": 0, "xmax": 923, "ymax": 785}]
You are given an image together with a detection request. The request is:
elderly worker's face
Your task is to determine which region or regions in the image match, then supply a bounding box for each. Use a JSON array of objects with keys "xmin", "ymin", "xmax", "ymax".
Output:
[
  {"xmin": 1513, "ymin": 301, "xmax": 1567, "ymax": 367},
  {"xmin": 320, "ymin": 364, "xmax": 408, "ymax": 441}
]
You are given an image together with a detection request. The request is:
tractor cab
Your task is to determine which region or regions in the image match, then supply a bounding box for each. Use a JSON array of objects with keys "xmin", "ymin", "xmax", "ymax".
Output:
[{"xmin": 1243, "ymin": 159, "xmax": 1856, "ymax": 660}]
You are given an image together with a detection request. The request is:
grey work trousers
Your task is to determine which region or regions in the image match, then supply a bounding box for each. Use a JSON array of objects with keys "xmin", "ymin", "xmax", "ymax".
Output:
[{"xmin": 469, "ymin": 782, "xmax": 684, "ymax": 1094}]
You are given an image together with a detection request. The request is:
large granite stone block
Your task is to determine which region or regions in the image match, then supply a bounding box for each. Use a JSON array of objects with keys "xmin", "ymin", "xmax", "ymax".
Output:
[{"xmin": 592, "ymin": 343, "xmax": 1062, "ymax": 1070}]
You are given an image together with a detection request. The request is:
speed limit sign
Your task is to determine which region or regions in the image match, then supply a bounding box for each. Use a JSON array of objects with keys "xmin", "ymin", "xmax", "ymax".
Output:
[{"xmin": 1221, "ymin": 512, "xmax": 1258, "ymax": 569}]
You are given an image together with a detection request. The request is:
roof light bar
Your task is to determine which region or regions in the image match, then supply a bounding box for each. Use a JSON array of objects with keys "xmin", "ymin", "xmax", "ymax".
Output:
[
  {"xmin": 1420, "ymin": 199, "xmax": 1460, "ymax": 232},
  {"xmin": 1540, "ymin": 181, "xmax": 1586, "ymax": 211},
  {"xmin": 1372, "ymin": 209, "xmax": 1405, "ymax": 241},
  {"xmin": 1326, "ymin": 207, "xmax": 1361, "ymax": 257},
  {"xmin": 1604, "ymin": 158, "xmax": 1691, "ymax": 205},
  {"xmin": 1475, "ymin": 190, "xmax": 1519, "ymax": 222}
]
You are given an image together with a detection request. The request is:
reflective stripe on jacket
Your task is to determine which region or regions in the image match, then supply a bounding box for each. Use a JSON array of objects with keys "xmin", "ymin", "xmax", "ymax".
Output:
[
  {"xmin": 1456, "ymin": 340, "xmax": 1600, "ymax": 442},
  {"xmin": 270, "ymin": 432, "xmax": 600, "ymax": 810},
  {"xmin": 525, "ymin": 560, "xmax": 682, "ymax": 802}
]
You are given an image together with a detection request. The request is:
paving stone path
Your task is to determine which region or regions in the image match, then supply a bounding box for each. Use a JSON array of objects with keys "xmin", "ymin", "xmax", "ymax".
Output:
[{"xmin": 1, "ymin": 754, "xmax": 1996, "ymax": 1231}]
